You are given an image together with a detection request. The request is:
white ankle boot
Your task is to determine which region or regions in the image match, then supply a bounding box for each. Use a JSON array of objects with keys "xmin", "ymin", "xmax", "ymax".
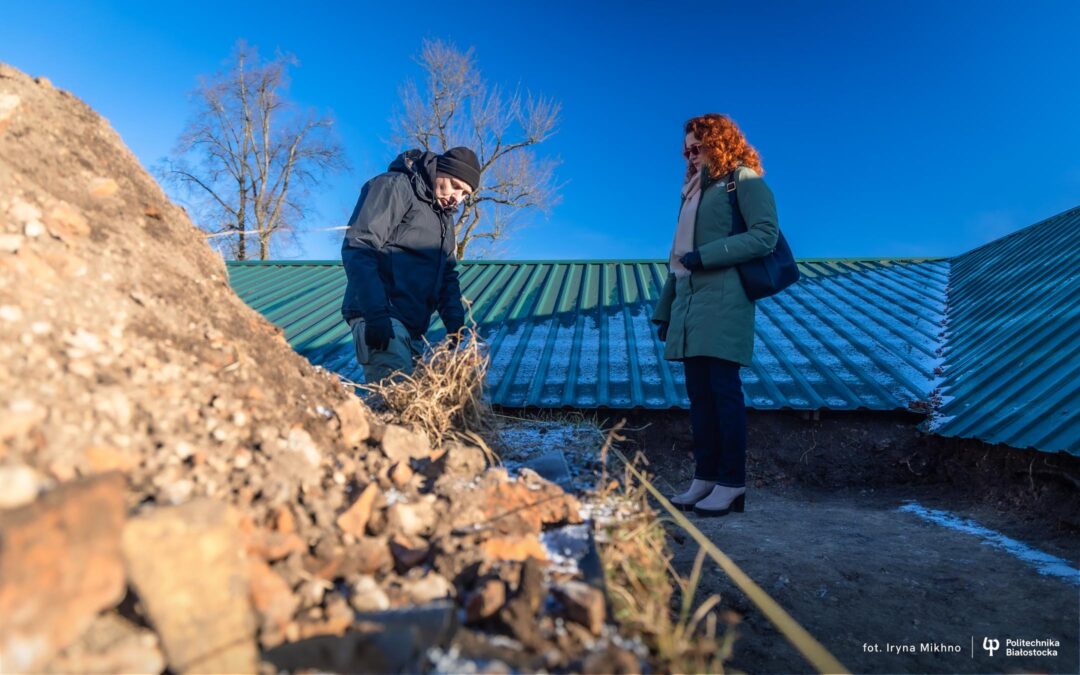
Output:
[
  {"xmin": 670, "ymin": 479, "xmax": 716, "ymax": 511},
  {"xmin": 693, "ymin": 485, "xmax": 746, "ymax": 517}
]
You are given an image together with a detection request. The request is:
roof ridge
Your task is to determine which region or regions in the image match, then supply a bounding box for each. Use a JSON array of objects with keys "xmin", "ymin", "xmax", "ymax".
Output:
[{"xmin": 954, "ymin": 203, "xmax": 1080, "ymax": 261}]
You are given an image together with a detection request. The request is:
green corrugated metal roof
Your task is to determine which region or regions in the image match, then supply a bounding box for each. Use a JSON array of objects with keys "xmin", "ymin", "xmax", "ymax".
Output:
[
  {"xmin": 225, "ymin": 205, "xmax": 1080, "ymax": 456},
  {"xmin": 929, "ymin": 206, "xmax": 1080, "ymax": 455},
  {"xmin": 227, "ymin": 257, "xmax": 948, "ymax": 412}
]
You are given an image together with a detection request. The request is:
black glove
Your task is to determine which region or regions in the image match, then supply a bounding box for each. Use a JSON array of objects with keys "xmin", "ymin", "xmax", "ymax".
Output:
[
  {"xmin": 443, "ymin": 319, "xmax": 465, "ymax": 349},
  {"xmin": 656, "ymin": 321, "xmax": 669, "ymax": 342},
  {"xmin": 364, "ymin": 315, "xmax": 394, "ymax": 351},
  {"xmin": 680, "ymin": 250, "xmax": 703, "ymax": 271}
]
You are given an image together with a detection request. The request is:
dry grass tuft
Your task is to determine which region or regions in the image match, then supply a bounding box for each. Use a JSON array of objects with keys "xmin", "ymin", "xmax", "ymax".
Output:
[
  {"xmin": 361, "ymin": 330, "xmax": 495, "ymax": 445},
  {"xmin": 594, "ymin": 423, "xmax": 738, "ymax": 673}
]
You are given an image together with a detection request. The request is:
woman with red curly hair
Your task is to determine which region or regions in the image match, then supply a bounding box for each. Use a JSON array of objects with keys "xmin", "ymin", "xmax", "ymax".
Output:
[{"xmin": 653, "ymin": 114, "xmax": 779, "ymax": 517}]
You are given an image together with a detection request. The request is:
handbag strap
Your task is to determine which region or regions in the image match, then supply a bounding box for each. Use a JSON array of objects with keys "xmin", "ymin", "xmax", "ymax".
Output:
[{"xmin": 726, "ymin": 169, "xmax": 747, "ymax": 234}]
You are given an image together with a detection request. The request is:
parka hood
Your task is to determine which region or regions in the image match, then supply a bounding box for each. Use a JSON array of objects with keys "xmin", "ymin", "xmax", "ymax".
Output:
[{"xmin": 388, "ymin": 149, "xmax": 439, "ymax": 206}]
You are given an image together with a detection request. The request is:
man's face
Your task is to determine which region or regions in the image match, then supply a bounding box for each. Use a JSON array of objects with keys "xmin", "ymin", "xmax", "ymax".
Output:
[{"xmin": 434, "ymin": 173, "xmax": 473, "ymax": 211}]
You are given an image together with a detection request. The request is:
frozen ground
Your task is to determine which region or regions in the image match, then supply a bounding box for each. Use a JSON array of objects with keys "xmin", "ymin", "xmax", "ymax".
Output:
[{"xmin": 665, "ymin": 484, "xmax": 1078, "ymax": 674}]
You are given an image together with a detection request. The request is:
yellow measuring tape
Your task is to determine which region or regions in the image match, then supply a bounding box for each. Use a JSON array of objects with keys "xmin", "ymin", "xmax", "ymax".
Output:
[{"xmin": 611, "ymin": 447, "xmax": 850, "ymax": 675}]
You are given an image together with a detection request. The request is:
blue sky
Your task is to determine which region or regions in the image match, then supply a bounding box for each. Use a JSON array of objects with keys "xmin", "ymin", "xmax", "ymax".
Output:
[{"xmin": 3, "ymin": 1, "xmax": 1078, "ymax": 261}]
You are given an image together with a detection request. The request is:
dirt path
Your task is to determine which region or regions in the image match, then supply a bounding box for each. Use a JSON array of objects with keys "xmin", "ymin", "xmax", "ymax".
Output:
[{"xmin": 662, "ymin": 484, "xmax": 1078, "ymax": 674}]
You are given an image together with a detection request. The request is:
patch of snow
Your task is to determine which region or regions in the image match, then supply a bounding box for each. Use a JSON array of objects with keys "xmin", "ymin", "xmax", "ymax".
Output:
[{"xmin": 898, "ymin": 501, "xmax": 1079, "ymax": 585}]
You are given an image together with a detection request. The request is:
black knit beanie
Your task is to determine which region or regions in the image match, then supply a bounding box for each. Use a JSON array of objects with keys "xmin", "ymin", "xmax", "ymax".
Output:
[{"xmin": 436, "ymin": 147, "xmax": 481, "ymax": 191}]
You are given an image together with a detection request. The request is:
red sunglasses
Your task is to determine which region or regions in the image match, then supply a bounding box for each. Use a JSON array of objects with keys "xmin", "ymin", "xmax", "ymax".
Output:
[{"xmin": 682, "ymin": 143, "xmax": 702, "ymax": 159}]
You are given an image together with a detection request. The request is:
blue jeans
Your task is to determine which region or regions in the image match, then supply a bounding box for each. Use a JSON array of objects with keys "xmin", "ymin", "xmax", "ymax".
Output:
[{"xmin": 683, "ymin": 356, "xmax": 747, "ymax": 487}]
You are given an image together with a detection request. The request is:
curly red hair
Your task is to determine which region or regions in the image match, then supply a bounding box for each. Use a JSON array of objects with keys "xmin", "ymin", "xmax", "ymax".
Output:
[{"xmin": 684, "ymin": 114, "xmax": 764, "ymax": 181}]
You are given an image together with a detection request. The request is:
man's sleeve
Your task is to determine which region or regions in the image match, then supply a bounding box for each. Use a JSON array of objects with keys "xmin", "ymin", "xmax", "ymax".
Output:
[
  {"xmin": 341, "ymin": 176, "xmax": 408, "ymax": 321},
  {"xmin": 438, "ymin": 253, "xmax": 466, "ymax": 333}
]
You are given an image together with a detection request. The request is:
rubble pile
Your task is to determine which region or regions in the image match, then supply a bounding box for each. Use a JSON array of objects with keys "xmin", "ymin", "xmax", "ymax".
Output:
[{"xmin": 0, "ymin": 63, "xmax": 647, "ymax": 673}]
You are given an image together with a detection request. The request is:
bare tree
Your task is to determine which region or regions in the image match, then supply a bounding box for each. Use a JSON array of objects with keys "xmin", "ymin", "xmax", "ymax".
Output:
[
  {"xmin": 391, "ymin": 39, "xmax": 562, "ymax": 259},
  {"xmin": 163, "ymin": 41, "xmax": 346, "ymax": 260}
]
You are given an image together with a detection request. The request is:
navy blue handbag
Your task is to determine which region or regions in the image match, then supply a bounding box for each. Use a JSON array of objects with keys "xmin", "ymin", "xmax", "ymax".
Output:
[{"xmin": 726, "ymin": 171, "xmax": 799, "ymax": 300}]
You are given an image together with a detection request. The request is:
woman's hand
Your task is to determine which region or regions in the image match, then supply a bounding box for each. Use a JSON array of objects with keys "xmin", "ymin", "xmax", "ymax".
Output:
[
  {"xmin": 679, "ymin": 251, "xmax": 703, "ymax": 271},
  {"xmin": 655, "ymin": 321, "xmax": 669, "ymax": 341}
]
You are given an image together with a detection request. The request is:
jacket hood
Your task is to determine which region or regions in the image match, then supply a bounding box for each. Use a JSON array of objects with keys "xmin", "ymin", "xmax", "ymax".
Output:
[{"xmin": 388, "ymin": 149, "xmax": 439, "ymax": 205}]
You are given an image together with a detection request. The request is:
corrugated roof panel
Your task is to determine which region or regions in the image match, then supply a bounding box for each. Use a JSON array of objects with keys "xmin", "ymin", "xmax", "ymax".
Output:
[
  {"xmin": 930, "ymin": 207, "xmax": 1080, "ymax": 455},
  {"xmin": 227, "ymin": 258, "xmax": 947, "ymax": 413}
]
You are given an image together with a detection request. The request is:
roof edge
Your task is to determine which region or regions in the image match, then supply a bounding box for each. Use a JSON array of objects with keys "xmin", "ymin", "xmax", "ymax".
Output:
[{"xmin": 225, "ymin": 256, "xmax": 947, "ymax": 267}]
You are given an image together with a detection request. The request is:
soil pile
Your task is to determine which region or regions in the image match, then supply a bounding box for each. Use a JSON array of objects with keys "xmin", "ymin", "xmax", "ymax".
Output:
[{"xmin": 0, "ymin": 63, "xmax": 621, "ymax": 674}]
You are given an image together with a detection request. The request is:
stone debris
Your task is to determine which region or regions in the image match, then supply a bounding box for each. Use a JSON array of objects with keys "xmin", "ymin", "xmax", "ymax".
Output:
[
  {"xmin": 0, "ymin": 474, "xmax": 126, "ymax": 673},
  {"xmin": 553, "ymin": 580, "xmax": 607, "ymax": 635},
  {"xmin": 0, "ymin": 60, "xmax": 666, "ymax": 675},
  {"xmin": 43, "ymin": 613, "xmax": 165, "ymax": 675},
  {"xmin": 335, "ymin": 482, "xmax": 380, "ymax": 537},
  {"xmin": 0, "ymin": 463, "xmax": 45, "ymax": 509},
  {"xmin": 121, "ymin": 500, "xmax": 258, "ymax": 674}
]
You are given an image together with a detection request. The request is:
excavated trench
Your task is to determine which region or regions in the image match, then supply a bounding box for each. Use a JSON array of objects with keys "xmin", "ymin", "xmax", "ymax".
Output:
[{"xmin": 615, "ymin": 409, "xmax": 1080, "ymax": 674}]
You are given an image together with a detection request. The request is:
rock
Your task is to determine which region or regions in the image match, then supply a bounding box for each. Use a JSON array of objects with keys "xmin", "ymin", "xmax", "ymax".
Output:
[
  {"xmin": 380, "ymin": 424, "xmax": 430, "ymax": 463},
  {"xmin": 497, "ymin": 557, "xmax": 548, "ymax": 649},
  {"xmin": 278, "ymin": 426, "xmax": 323, "ymax": 487},
  {"xmin": 10, "ymin": 196, "xmax": 42, "ymax": 227},
  {"xmin": 390, "ymin": 461, "xmax": 413, "ymax": 487},
  {"xmin": 336, "ymin": 482, "xmax": 380, "ymax": 537},
  {"xmin": 88, "ymin": 177, "xmax": 119, "ymax": 198},
  {"xmin": 46, "ymin": 202, "xmax": 91, "ymax": 242},
  {"xmin": 0, "ymin": 233, "xmax": 22, "ymax": 252},
  {"xmin": 390, "ymin": 533, "xmax": 429, "ymax": 570},
  {"xmin": 248, "ymin": 558, "xmax": 299, "ymax": 649},
  {"xmin": 448, "ymin": 469, "xmax": 583, "ymax": 536},
  {"xmin": 122, "ymin": 499, "xmax": 258, "ymax": 674},
  {"xmin": 0, "ymin": 463, "xmax": 45, "ymax": 509},
  {"xmin": 0, "ymin": 401, "xmax": 46, "ymax": 444},
  {"xmin": 343, "ymin": 536, "xmax": 394, "ymax": 576},
  {"xmin": 553, "ymin": 581, "xmax": 606, "ymax": 635},
  {"xmin": 0, "ymin": 474, "xmax": 126, "ymax": 673},
  {"xmin": 401, "ymin": 572, "xmax": 454, "ymax": 604},
  {"xmin": 350, "ymin": 575, "xmax": 391, "ymax": 613},
  {"xmin": 441, "ymin": 440, "xmax": 489, "ymax": 476},
  {"xmin": 0, "ymin": 93, "xmax": 19, "ymax": 134},
  {"xmin": 479, "ymin": 534, "xmax": 550, "ymax": 563},
  {"xmin": 465, "ymin": 579, "xmax": 507, "ymax": 623},
  {"xmin": 270, "ymin": 504, "xmax": 296, "ymax": 534},
  {"xmin": 83, "ymin": 445, "xmax": 139, "ymax": 474},
  {"xmin": 0, "ymin": 305, "xmax": 23, "ymax": 322},
  {"xmin": 43, "ymin": 612, "xmax": 165, "ymax": 675},
  {"xmin": 385, "ymin": 495, "xmax": 437, "ymax": 537},
  {"xmin": 244, "ymin": 528, "xmax": 305, "ymax": 562},
  {"xmin": 334, "ymin": 396, "xmax": 370, "ymax": 446},
  {"xmin": 24, "ymin": 219, "xmax": 46, "ymax": 237},
  {"xmin": 295, "ymin": 602, "xmax": 352, "ymax": 640}
]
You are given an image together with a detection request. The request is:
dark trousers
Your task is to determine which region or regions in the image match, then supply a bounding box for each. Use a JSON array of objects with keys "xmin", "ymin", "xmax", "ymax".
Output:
[{"xmin": 684, "ymin": 356, "xmax": 747, "ymax": 487}]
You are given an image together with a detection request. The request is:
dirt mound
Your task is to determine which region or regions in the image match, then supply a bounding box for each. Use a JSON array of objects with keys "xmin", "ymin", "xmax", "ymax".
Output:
[
  {"xmin": 0, "ymin": 63, "xmax": 358, "ymax": 489},
  {"xmin": 0, "ymin": 64, "xmax": 640, "ymax": 674}
]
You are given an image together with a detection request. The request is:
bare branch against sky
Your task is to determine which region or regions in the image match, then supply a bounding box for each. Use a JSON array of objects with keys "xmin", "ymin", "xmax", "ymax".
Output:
[
  {"xmin": 390, "ymin": 39, "xmax": 562, "ymax": 259},
  {"xmin": 161, "ymin": 41, "xmax": 347, "ymax": 260}
]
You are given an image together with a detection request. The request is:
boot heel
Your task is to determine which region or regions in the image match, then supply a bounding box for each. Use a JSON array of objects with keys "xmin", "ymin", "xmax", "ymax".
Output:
[{"xmin": 732, "ymin": 494, "xmax": 745, "ymax": 512}]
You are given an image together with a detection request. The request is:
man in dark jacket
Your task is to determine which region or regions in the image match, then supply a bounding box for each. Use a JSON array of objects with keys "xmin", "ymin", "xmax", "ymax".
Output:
[{"xmin": 340, "ymin": 147, "xmax": 481, "ymax": 383}]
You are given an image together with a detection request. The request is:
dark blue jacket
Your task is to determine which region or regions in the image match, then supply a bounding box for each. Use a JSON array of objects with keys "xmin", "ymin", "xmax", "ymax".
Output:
[{"xmin": 340, "ymin": 150, "xmax": 465, "ymax": 339}]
